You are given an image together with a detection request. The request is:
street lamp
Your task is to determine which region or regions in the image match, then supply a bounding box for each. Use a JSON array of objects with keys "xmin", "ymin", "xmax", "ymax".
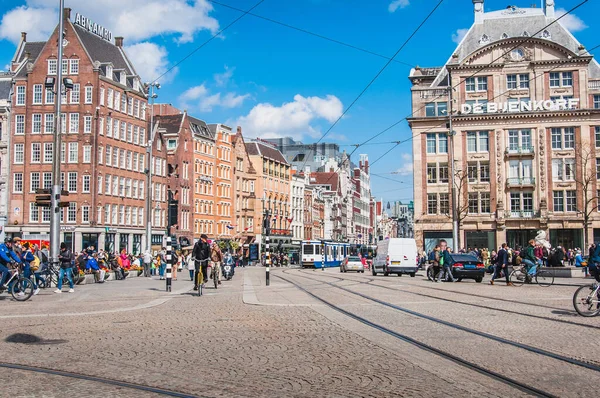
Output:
[{"xmin": 144, "ymin": 81, "xmax": 160, "ymax": 254}]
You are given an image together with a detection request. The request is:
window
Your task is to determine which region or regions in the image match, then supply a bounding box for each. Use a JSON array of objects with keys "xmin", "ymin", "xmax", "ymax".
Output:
[
  {"xmin": 507, "ymin": 74, "xmax": 529, "ymax": 89},
  {"xmin": 481, "ymin": 192, "xmax": 491, "ymax": 213},
  {"xmin": 83, "ymin": 145, "xmax": 92, "ymax": 163},
  {"xmin": 82, "ymin": 115, "xmax": 92, "ymax": 134},
  {"xmin": 468, "ymin": 192, "xmax": 491, "ymax": 214},
  {"xmin": 121, "ymin": 95, "xmax": 127, "ymax": 112},
  {"xmin": 98, "ymin": 147, "xmax": 103, "ymax": 164},
  {"xmin": 100, "ymin": 87, "xmax": 105, "ymax": 106},
  {"xmin": 426, "ymin": 133, "xmax": 447, "ymax": 154},
  {"xmin": 106, "ymin": 117, "xmax": 112, "ymax": 137},
  {"xmin": 70, "ymin": 83, "xmax": 80, "ymax": 104},
  {"xmin": 508, "ymin": 160, "xmax": 533, "ymax": 182},
  {"xmin": 425, "ymin": 102, "xmax": 448, "ymax": 117},
  {"xmin": 114, "ymin": 119, "xmax": 119, "ymax": 138},
  {"xmin": 33, "ymin": 84, "xmax": 43, "ymax": 104},
  {"xmin": 16, "ymin": 86, "xmax": 25, "ymax": 105},
  {"xmin": 15, "ymin": 115, "xmax": 24, "ymax": 135},
  {"xmin": 13, "ymin": 173, "xmax": 23, "ymax": 193},
  {"xmin": 43, "ymin": 143, "xmax": 53, "ymax": 163},
  {"xmin": 465, "ymin": 76, "xmax": 487, "ymax": 92},
  {"xmin": 82, "ymin": 206, "xmax": 90, "ymax": 223},
  {"xmin": 467, "ymin": 131, "xmax": 489, "ymax": 152},
  {"xmin": 594, "ymin": 95, "xmax": 600, "ymax": 109},
  {"xmin": 468, "ymin": 193, "xmax": 478, "ymax": 214},
  {"xmin": 107, "ymin": 88, "xmax": 114, "ymax": 108},
  {"xmin": 553, "ymin": 191, "xmax": 564, "ymax": 212},
  {"xmin": 31, "ymin": 143, "xmax": 41, "ymax": 163},
  {"xmin": 43, "ymin": 172, "xmax": 52, "ymax": 190},
  {"xmin": 68, "ymin": 172, "xmax": 77, "ymax": 192},
  {"xmin": 552, "ymin": 158, "xmax": 575, "ymax": 181},
  {"xmin": 551, "ymin": 127, "xmax": 575, "ymax": 150},
  {"xmin": 68, "ymin": 142, "xmax": 78, "ymax": 163},
  {"xmin": 133, "ymin": 126, "xmax": 139, "ymax": 145},
  {"xmin": 119, "ymin": 205, "xmax": 125, "ymax": 225},
  {"xmin": 120, "ymin": 121, "xmax": 126, "ymax": 141},
  {"xmin": 427, "ymin": 194, "xmax": 438, "ymax": 215},
  {"xmin": 106, "ymin": 146, "xmax": 112, "ymax": 166},
  {"xmin": 549, "ymin": 71, "xmax": 573, "ymax": 87},
  {"xmin": 32, "ymin": 114, "xmax": 42, "ymax": 134},
  {"xmin": 167, "ymin": 139, "xmax": 177, "ymax": 150},
  {"xmin": 98, "ymin": 175, "xmax": 103, "ymax": 194},
  {"xmin": 69, "ymin": 113, "xmax": 79, "ymax": 133},
  {"xmin": 48, "ymin": 59, "xmax": 57, "ymax": 75},
  {"xmin": 45, "ymin": 114, "xmax": 54, "ymax": 134},
  {"xmin": 82, "ymin": 175, "xmax": 90, "ymax": 193},
  {"xmin": 467, "ymin": 161, "xmax": 490, "ymax": 183},
  {"xmin": 510, "ymin": 192, "xmax": 534, "ymax": 216},
  {"xmin": 427, "ymin": 164, "xmax": 437, "ymax": 184},
  {"xmin": 566, "ymin": 191, "xmax": 577, "ymax": 212},
  {"xmin": 128, "ymin": 97, "xmax": 133, "ymax": 115},
  {"xmin": 507, "ymin": 129, "xmax": 532, "ymax": 152},
  {"xmin": 30, "ymin": 203, "xmax": 39, "ymax": 223},
  {"xmin": 106, "ymin": 175, "xmax": 111, "ymax": 195},
  {"xmin": 30, "ymin": 172, "xmax": 40, "ymax": 192},
  {"xmin": 61, "ymin": 113, "xmax": 66, "ymax": 134},
  {"xmin": 69, "ymin": 59, "xmax": 79, "ymax": 75},
  {"xmin": 127, "ymin": 124, "xmax": 133, "ymax": 143},
  {"xmin": 114, "ymin": 92, "xmax": 121, "ymax": 112},
  {"xmin": 68, "ymin": 203, "xmax": 77, "ymax": 223},
  {"xmin": 126, "ymin": 151, "xmax": 132, "ymax": 169},
  {"xmin": 14, "ymin": 144, "xmax": 24, "ymax": 163},
  {"xmin": 45, "ymin": 89, "xmax": 55, "ymax": 104},
  {"xmin": 134, "ymin": 100, "xmax": 140, "ymax": 118},
  {"xmin": 61, "ymin": 143, "xmax": 65, "ymax": 163}
]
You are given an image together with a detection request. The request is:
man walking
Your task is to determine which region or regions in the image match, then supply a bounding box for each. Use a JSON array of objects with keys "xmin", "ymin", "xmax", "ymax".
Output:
[
  {"xmin": 210, "ymin": 242, "xmax": 223, "ymax": 285},
  {"xmin": 55, "ymin": 242, "xmax": 75, "ymax": 293},
  {"xmin": 143, "ymin": 249, "xmax": 152, "ymax": 278},
  {"xmin": 438, "ymin": 239, "xmax": 455, "ymax": 282},
  {"xmin": 193, "ymin": 234, "xmax": 210, "ymax": 290},
  {"xmin": 490, "ymin": 243, "xmax": 512, "ymax": 286}
]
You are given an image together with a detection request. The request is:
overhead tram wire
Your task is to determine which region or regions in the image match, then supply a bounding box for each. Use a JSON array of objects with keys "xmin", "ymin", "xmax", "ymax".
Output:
[
  {"xmin": 206, "ymin": 0, "xmax": 415, "ymax": 68},
  {"xmin": 367, "ymin": 41, "xmax": 600, "ymax": 167},
  {"xmin": 150, "ymin": 0, "xmax": 265, "ymax": 84},
  {"xmin": 298, "ymin": 0, "xmax": 446, "ymax": 174},
  {"xmin": 370, "ymin": 173, "xmax": 408, "ymax": 184},
  {"xmin": 337, "ymin": 0, "xmax": 589, "ymax": 168}
]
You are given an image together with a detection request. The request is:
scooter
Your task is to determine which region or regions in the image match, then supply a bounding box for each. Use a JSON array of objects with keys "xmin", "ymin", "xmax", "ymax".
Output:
[{"xmin": 222, "ymin": 263, "xmax": 233, "ymax": 280}]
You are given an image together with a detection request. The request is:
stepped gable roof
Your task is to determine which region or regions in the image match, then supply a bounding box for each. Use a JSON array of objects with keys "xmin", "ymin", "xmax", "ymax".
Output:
[
  {"xmin": 157, "ymin": 114, "xmax": 183, "ymax": 136},
  {"xmin": 425, "ymin": 6, "xmax": 600, "ymax": 86},
  {"xmin": 188, "ymin": 116, "xmax": 214, "ymax": 140},
  {"xmin": 245, "ymin": 142, "xmax": 288, "ymax": 164}
]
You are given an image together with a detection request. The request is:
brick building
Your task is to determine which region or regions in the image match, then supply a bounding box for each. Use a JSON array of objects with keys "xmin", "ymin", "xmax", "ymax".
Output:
[
  {"xmin": 192, "ymin": 118, "xmax": 217, "ymax": 239},
  {"xmin": 208, "ymin": 124, "xmax": 234, "ymax": 239},
  {"xmin": 232, "ymin": 127, "xmax": 257, "ymax": 246},
  {"xmin": 6, "ymin": 8, "xmax": 167, "ymax": 253},
  {"xmin": 0, "ymin": 73, "xmax": 11, "ymax": 239}
]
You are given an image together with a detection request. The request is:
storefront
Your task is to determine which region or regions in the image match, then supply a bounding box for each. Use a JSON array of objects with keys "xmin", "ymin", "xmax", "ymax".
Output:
[
  {"xmin": 105, "ymin": 233, "xmax": 116, "ymax": 253},
  {"xmin": 82, "ymin": 233, "xmax": 99, "ymax": 251},
  {"xmin": 549, "ymin": 229, "xmax": 581, "ymax": 251},
  {"xmin": 119, "ymin": 234, "xmax": 130, "ymax": 252},
  {"xmin": 465, "ymin": 231, "xmax": 496, "ymax": 251},
  {"xmin": 423, "ymin": 231, "xmax": 453, "ymax": 253},
  {"xmin": 506, "ymin": 230, "xmax": 538, "ymax": 249}
]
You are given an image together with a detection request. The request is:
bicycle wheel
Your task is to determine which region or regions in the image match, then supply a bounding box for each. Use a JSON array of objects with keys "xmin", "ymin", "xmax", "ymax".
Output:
[
  {"xmin": 11, "ymin": 277, "xmax": 34, "ymax": 301},
  {"xmin": 509, "ymin": 269, "xmax": 526, "ymax": 286},
  {"xmin": 572, "ymin": 284, "xmax": 600, "ymax": 317},
  {"xmin": 535, "ymin": 270, "xmax": 554, "ymax": 287}
]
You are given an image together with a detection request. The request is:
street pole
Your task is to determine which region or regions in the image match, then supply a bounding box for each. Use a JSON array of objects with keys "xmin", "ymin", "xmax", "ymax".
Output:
[
  {"xmin": 49, "ymin": 0, "xmax": 65, "ymax": 268},
  {"xmin": 265, "ymin": 210, "xmax": 270, "ymax": 286},
  {"xmin": 448, "ymin": 82, "xmax": 459, "ymax": 253},
  {"xmin": 145, "ymin": 83, "xmax": 159, "ymax": 255},
  {"xmin": 165, "ymin": 235, "xmax": 172, "ymax": 292},
  {"xmin": 321, "ymin": 240, "xmax": 325, "ymax": 271}
]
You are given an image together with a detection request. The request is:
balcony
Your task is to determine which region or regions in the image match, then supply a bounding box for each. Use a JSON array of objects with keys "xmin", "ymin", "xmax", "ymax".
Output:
[
  {"xmin": 505, "ymin": 146, "xmax": 534, "ymax": 157},
  {"xmin": 506, "ymin": 177, "xmax": 535, "ymax": 187},
  {"xmin": 589, "ymin": 80, "xmax": 600, "ymax": 90},
  {"xmin": 507, "ymin": 210, "xmax": 539, "ymax": 219}
]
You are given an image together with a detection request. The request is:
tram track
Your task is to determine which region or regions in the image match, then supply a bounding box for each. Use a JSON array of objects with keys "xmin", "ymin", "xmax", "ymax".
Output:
[
  {"xmin": 283, "ymin": 270, "xmax": 600, "ymax": 372},
  {"xmin": 309, "ymin": 270, "xmax": 598, "ymax": 330},
  {"xmin": 275, "ymin": 272, "xmax": 557, "ymax": 398},
  {"xmin": 0, "ymin": 362, "xmax": 201, "ymax": 397}
]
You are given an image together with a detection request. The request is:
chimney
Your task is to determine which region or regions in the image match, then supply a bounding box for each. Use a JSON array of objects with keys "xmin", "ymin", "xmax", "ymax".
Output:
[
  {"xmin": 365, "ymin": 160, "xmax": 369, "ymax": 175},
  {"xmin": 115, "ymin": 37, "xmax": 124, "ymax": 47},
  {"xmin": 473, "ymin": 0, "xmax": 484, "ymax": 23},
  {"xmin": 237, "ymin": 126, "xmax": 242, "ymax": 134},
  {"xmin": 21, "ymin": 32, "xmax": 26, "ymax": 42},
  {"xmin": 63, "ymin": 8, "xmax": 71, "ymax": 20},
  {"xmin": 544, "ymin": 0, "xmax": 555, "ymax": 18}
]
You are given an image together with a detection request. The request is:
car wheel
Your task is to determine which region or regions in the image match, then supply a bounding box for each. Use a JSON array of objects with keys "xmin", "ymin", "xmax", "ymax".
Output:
[
  {"xmin": 410, "ymin": 272, "xmax": 416, "ymax": 277},
  {"xmin": 384, "ymin": 272, "xmax": 389, "ymax": 276},
  {"xmin": 475, "ymin": 277, "xmax": 483, "ymax": 283}
]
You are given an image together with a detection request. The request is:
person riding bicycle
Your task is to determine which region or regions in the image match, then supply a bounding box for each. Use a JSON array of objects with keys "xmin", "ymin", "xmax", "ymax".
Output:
[
  {"xmin": 0, "ymin": 237, "xmax": 21, "ymax": 290},
  {"xmin": 210, "ymin": 242, "xmax": 223, "ymax": 285},
  {"xmin": 193, "ymin": 234, "xmax": 210, "ymax": 290},
  {"xmin": 589, "ymin": 242, "xmax": 600, "ymax": 283},
  {"xmin": 521, "ymin": 239, "xmax": 539, "ymax": 281}
]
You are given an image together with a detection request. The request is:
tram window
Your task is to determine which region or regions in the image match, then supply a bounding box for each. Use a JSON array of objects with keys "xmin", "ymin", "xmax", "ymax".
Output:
[{"xmin": 303, "ymin": 245, "xmax": 314, "ymax": 255}]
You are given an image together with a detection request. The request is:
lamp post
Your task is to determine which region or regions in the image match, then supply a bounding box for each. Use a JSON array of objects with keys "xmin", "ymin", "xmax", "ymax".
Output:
[
  {"xmin": 145, "ymin": 82, "xmax": 160, "ymax": 255},
  {"xmin": 447, "ymin": 82, "xmax": 459, "ymax": 253}
]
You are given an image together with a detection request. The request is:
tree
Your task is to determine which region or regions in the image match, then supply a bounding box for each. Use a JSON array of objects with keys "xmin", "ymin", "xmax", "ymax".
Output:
[
  {"xmin": 569, "ymin": 146, "xmax": 598, "ymax": 250},
  {"xmin": 452, "ymin": 168, "xmax": 470, "ymax": 250}
]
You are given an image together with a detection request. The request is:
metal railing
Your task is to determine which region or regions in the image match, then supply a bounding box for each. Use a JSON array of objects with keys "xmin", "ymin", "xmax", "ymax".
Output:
[
  {"xmin": 507, "ymin": 210, "xmax": 539, "ymax": 218},
  {"xmin": 588, "ymin": 80, "xmax": 600, "ymax": 90},
  {"xmin": 506, "ymin": 177, "xmax": 535, "ymax": 186},
  {"xmin": 505, "ymin": 146, "xmax": 534, "ymax": 155}
]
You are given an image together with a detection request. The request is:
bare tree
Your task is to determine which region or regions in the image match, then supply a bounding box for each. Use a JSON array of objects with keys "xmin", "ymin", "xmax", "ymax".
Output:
[
  {"xmin": 569, "ymin": 145, "xmax": 598, "ymax": 250},
  {"xmin": 443, "ymin": 169, "xmax": 470, "ymax": 250}
]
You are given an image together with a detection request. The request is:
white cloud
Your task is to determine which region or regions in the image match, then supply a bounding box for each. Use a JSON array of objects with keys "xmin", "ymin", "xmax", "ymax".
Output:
[
  {"xmin": 214, "ymin": 66, "xmax": 234, "ymax": 87},
  {"xmin": 0, "ymin": 0, "xmax": 219, "ymax": 45},
  {"xmin": 451, "ymin": 28, "xmax": 469, "ymax": 44},
  {"xmin": 395, "ymin": 153, "xmax": 413, "ymax": 176},
  {"xmin": 124, "ymin": 42, "xmax": 177, "ymax": 83},
  {"xmin": 179, "ymin": 84, "xmax": 250, "ymax": 112},
  {"xmin": 388, "ymin": 0, "xmax": 410, "ymax": 13},
  {"xmin": 234, "ymin": 94, "xmax": 344, "ymax": 140},
  {"xmin": 556, "ymin": 8, "xmax": 587, "ymax": 32}
]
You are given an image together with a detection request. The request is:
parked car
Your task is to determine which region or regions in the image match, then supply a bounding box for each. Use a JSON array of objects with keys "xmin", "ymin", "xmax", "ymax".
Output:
[
  {"xmin": 449, "ymin": 254, "xmax": 485, "ymax": 283},
  {"xmin": 372, "ymin": 238, "xmax": 418, "ymax": 277},
  {"xmin": 341, "ymin": 256, "xmax": 365, "ymax": 273}
]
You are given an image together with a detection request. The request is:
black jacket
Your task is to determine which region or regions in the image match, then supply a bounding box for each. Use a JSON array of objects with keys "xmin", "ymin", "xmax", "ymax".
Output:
[
  {"xmin": 496, "ymin": 249, "xmax": 508, "ymax": 266},
  {"xmin": 58, "ymin": 249, "xmax": 73, "ymax": 269},
  {"xmin": 193, "ymin": 241, "xmax": 210, "ymax": 263}
]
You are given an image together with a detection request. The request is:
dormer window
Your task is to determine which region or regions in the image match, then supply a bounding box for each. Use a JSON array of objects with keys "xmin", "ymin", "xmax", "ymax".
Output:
[
  {"xmin": 119, "ymin": 72, "xmax": 126, "ymax": 86},
  {"xmin": 479, "ymin": 34, "xmax": 490, "ymax": 44},
  {"xmin": 501, "ymin": 33, "xmax": 509, "ymax": 39},
  {"xmin": 106, "ymin": 65, "xmax": 113, "ymax": 80},
  {"xmin": 541, "ymin": 30, "xmax": 551, "ymax": 39},
  {"xmin": 522, "ymin": 31, "xmax": 530, "ymax": 37}
]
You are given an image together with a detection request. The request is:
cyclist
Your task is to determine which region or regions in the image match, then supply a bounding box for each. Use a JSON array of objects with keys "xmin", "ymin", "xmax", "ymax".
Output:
[
  {"xmin": 193, "ymin": 234, "xmax": 210, "ymax": 290},
  {"xmin": 21, "ymin": 242, "xmax": 40, "ymax": 296},
  {"xmin": 589, "ymin": 242, "xmax": 600, "ymax": 283},
  {"xmin": 521, "ymin": 239, "xmax": 539, "ymax": 282},
  {"xmin": 0, "ymin": 238, "xmax": 21, "ymax": 290}
]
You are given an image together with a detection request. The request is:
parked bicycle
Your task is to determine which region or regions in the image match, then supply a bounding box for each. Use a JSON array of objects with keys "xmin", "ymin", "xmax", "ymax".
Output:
[
  {"xmin": 1, "ymin": 263, "xmax": 34, "ymax": 301},
  {"xmin": 573, "ymin": 283, "xmax": 600, "ymax": 317},
  {"xmin": 509, "ymin": 264, "xmax": 554, "ymax": 287}
]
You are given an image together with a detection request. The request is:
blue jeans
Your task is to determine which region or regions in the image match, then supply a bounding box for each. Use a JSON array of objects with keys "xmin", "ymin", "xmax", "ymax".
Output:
[
  {"xmin": 443, "ymin": 264, "xmax": 455, "ymax": 282},
  {"xmin": 0, "ymin": 263, "xmax": 9, "ymax": 286},
  {"xmin": 159, "ymin": 262, "xmax": 166, "ymax": 277},
  {"xmin": 57, "ymin": 267, "xmax": 74, "ymax": 290},
  {"xmin": 23, "ymin": 264, "xmax": 38, "ymax": 289},
  {"xmin": 522, "ymin": 259, "xmax": 537, "ymax": 276}
]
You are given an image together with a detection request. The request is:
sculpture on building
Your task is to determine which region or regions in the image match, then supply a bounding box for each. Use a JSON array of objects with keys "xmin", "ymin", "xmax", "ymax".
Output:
[{"xmin": 535, "ymin": 230, "xmax": 551, "ymax": 250}]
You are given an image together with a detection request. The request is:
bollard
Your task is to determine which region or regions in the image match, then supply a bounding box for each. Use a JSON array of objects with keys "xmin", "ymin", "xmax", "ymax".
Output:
[
  {"xmin": 321, "ymin": 242, "xmax": 325, "ymax": 271},
  {"xmin": 266, "ymin": 234, "xmax": 270, "ymax": 286},
  {"xmin": 166, "ymin": 236, "xmax": 172, "ymax": 292}
]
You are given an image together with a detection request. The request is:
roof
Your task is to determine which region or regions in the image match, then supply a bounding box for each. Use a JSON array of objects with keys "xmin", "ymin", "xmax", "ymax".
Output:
[
  {"xmin": 73, "ymin": 25, "xmax": 132, "ymax": 74},
  {"xmin": 421, "ymin": 6, "xmax": 600, "ymax": 86},
  {"xmin": 188, "ymin": 115, "xmax": 214, "ymax": 140},
  {"xmin": 0, "ymin": 79, "xmax": 11, "ymax": 100},
  {"xmin": 17, "ymin": 42, "xmax": 45, "ymax": 63},
  {"xmin": 245, "ymin": 142, "xmax": 288, "ymax": 164},
  {"xmin": 308, "ymin": 172, "xmax": 340, "ymax": 193},
  {"xmin": 156, "ymin": 114, "xmax": 183, "ymax": 136}
]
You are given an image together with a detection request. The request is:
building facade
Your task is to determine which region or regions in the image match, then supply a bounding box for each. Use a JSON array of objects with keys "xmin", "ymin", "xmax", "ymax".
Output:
[
  {"xmin": 232, "ymin": 127, "xmax": 257, "ymax": 245},
  {"xmin": 209, "ymin": 124, "xmax": 234, "ymax": 239},
  {"xmin": 410, "ymin": 1, "xmax": 600, "ymax": 251},
  {"xmin": 353, "ymin": 155, "xmax": 372, "ymax": 245},
  {"xmin": 290, "ymin": 173, "xmax": 305, "ymax": 243},
  {"xmin": 266, "ymin": 137, "xmax": 351, "ymax": 173},
  {"xmin": 0, "ymin": 73, "xmax": 11, "ymax": 241},
  {"xmin": 6, "ymin": 9, "xmax": 167, "ymax": 253}
]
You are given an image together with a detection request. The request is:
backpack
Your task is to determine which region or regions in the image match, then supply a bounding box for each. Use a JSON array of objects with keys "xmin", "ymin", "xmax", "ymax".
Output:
[
  {"xmin": 40, "ymin": 251, "xmax": 48, "ymax": 263},
  {"xmin": 428, "ymin": 251, "xmax": 435, "ymax": 262},
  {"xmin": 30, "ymin": 255, "xmax": 40, "ymax": 271}
]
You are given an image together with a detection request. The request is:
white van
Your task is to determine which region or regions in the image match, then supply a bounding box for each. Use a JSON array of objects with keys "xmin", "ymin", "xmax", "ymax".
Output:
[{"xmin": 373, "ymin": 238, "xmax": 418, "ymax": 277}]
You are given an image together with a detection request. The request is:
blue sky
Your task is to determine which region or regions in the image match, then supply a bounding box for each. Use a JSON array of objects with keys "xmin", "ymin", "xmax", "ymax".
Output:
[{"xmin": 0, "ymin": 0, "xmax": 596, "ymax": 205}]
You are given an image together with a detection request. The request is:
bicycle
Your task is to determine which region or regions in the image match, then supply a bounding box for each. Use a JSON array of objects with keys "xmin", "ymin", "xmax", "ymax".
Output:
[
  {"xmin": 195, "ymin": 266, "xmax": 203, "ymax": 297},
  {"xmin": 573, "ymin": 282, "xmax": 600, "ymax": 317},
  {"xmin": 1, "ymin": 263, "xmax": 34, "ymax": 301},
  {"xmin": 509, "ymin": 264, "xmax": 554, "ymax": 287}
]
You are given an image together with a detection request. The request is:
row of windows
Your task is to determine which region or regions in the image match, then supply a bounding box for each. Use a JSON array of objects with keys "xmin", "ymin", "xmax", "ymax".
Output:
[
  {"xmin": 463, "ymin": 72, "xmax": 573, "ymax": 93},
  {"xmin": 13, "ymin": 142, "xmax": 92, "ymax": 164},
  {"xmin": 47, "ymin": 59, "xmax": 79, "ymax": 76},
  {"xmin": 102, "ymin": 204, "xmax": 148, "ymax": 227},
  {"xmin": 102, "ymin": 146, "xmax": 145, "ymax": 173},
  {"xmin": 99, "ymin": 175, "xmax": 145, "ymax": 199},
  {"xmin": 30, "ymin": 202, "xmax": 85, "ymax": 224},
  {"xmin": 101, "ymin": 87, "xmax": 146, "ymax": 120},
  {"xmin": 100, "ymin": 117, "xmax": 146, "ymax": 146},
  {"xmin": 15, "ymin": 113, "xmax": 92, "ymax": 135},
  {"xmin": 16, "ymin": 83, "xmax": 93, "ymax": 107},
  {"xmin": 14, "ymin": 172, "xmax": 89, "ymax": 194}
]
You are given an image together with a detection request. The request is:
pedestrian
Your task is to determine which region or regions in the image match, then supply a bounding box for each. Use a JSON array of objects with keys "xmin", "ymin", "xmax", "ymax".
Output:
[
  {"xmin": 143, "ymin": 249, "xmax": 152, "ymax": 278},
  {"xmin": 21, "ymin": 242, "xmax": 40, "ymax": 296},
  {"xmin": 575, "ymin": 249, "xmax": 588, "ymax": 277},
  {"xmin": 193, "ymin": 234, "xmax": 210, "ymax": 290},
  {"xmin": 55, "ymin": 242, "xmax": 75, "ymax": 293},
  {"xmin": 172, "ymin": 251, "xmax": 178, "ymax": 281},
  {"xmin": 438, "ymin": 239, "xmax": 455, "ymax": 282},
  {"xmin": 158, "ymin": 248, "xmax": 167, "ymax": 280},
  {"xmin": 186, "ymin": 250, "xmax": 194, "ymax": 281},
  {"xmin": 210, "ymin": 242, "xmax": 223, "ymax": 285},
  {"xmin": 490, "ymin": 243, "xmax": 512, "ymax": 286},
  {"xmin": 431, "ymin": 245, "xmax": 441, "ymax": 282}
]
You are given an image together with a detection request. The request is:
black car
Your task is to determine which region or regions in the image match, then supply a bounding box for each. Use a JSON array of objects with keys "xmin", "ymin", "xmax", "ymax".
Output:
[{"xmin": 449, "ymin": 254, "xmax": 485, "ymax": 283}]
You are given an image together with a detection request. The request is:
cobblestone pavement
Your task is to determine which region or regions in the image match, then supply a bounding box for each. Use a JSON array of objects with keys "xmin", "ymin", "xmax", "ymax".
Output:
[{"xmin": 0, "ymin": 267, "xmax": 595, "ymax": 397}]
